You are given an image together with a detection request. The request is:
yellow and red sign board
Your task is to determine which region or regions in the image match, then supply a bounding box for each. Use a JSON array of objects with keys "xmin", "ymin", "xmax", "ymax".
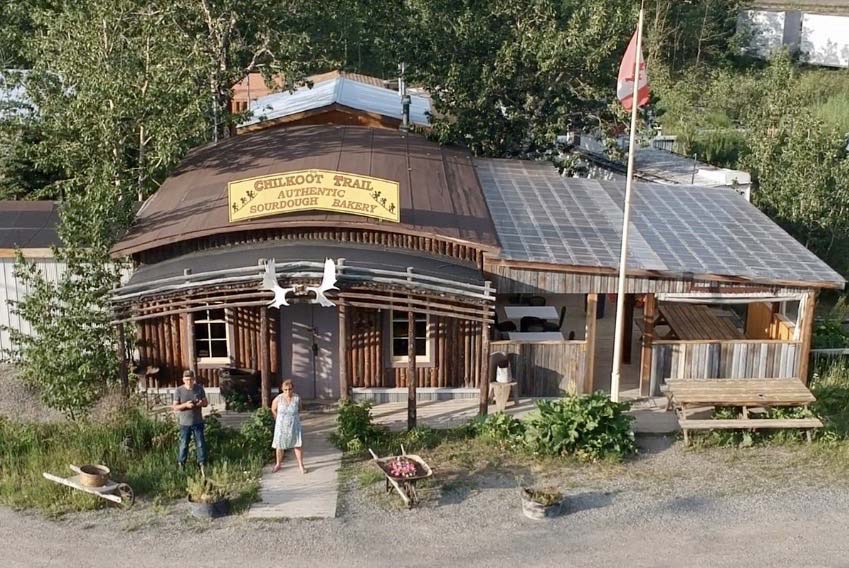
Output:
[{"xmin": 228, "ymin": 169, "xmax": 400, "ymax": 223}]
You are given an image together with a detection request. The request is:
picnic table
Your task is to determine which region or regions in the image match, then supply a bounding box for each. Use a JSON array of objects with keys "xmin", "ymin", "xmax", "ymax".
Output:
[
  {"xmin": 657, "ymin": 304, "xmax": 743, "ymax": 340},
  {"xmin": 665, "ymin": 378, "xmax": 823, "ymax": 445}
]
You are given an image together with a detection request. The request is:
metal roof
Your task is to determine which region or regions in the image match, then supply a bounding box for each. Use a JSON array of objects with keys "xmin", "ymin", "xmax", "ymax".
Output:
[
  {"xmin": 0, "ymin": 201, "xmax": 60, "ymax": 250},
  {"xmin": 238, "ymin": 75, "xmax": 431, "ymax": 130},
  {"xmin": 476, "ymin": 159, "xmax": 845, "ymax": 288},
  {"xmin": 112, "ymin": 125, "xmax": 499, "ymax": 257}
]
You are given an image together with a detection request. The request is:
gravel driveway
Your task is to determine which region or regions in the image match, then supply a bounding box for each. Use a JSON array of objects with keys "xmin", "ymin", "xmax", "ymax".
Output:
[{"xmin": 3, "ymin": 441, "xmax": 849, "ymax": 568}]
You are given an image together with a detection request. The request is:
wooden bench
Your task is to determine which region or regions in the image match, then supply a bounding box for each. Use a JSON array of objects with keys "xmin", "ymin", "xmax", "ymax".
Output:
[{"xmin": 665, "ymin": 378, "xmax": 823, "ymax": 445}]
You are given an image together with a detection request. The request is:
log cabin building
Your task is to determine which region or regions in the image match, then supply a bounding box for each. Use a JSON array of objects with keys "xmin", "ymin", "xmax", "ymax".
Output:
[{"xmin": 110, "ymin": 72, "xmax": 845, "ymax": 411}]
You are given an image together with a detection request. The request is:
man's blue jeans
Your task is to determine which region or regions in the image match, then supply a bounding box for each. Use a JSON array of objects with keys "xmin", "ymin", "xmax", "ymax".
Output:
[{"xmin": 178, "ymin": 423, "xmax": 207, "ymax": 466}]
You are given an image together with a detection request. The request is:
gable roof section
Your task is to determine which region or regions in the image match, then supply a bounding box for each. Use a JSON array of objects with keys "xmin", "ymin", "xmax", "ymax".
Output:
[
  {"xmin": 0, "ymin": 200, "xmax": 60, "ymax": 251},
  {"xmin": 476, "ymin": 159, "xmax": 844, "ymax": 289},
  {"xmin": 237, "ymin": 74, "xmax": 431, "ymax": 132}
]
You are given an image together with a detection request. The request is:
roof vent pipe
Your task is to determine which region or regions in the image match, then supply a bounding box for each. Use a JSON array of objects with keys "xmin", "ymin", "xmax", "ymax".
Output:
[{"xmin": 399, "ymin": 62, "xmax": 410, "ymax": 132}]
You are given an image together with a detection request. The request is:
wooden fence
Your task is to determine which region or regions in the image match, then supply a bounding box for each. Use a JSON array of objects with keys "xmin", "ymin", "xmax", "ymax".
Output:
[
  {"xmin": 490, "ymin": 340, "xmax": 587, "ymax": 396},
  {"xmin": 650, "ymin": 339, "xmax": 802, "ymax": 394}
]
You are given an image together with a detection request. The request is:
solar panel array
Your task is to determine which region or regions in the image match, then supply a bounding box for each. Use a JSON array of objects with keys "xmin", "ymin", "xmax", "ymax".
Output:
[
  {"xmin": 0, "ymin": 202, "xmax": 60, "ymax": 249},
  {"xmin": 476, "ymin": 159, "xmax": 844, "ymax": 287}
]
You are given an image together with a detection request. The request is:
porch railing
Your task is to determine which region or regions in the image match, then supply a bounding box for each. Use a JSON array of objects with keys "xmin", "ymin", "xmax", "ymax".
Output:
[
  {"xmin": 650, "ymin": 339, "xmax": 802, "ymax": 395},
  {"xmin": 490, "ymin": 340, "xmax": 587, "ymax": 397}
]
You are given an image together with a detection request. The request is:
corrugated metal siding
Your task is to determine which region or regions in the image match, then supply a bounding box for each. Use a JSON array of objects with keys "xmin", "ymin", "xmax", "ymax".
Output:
[{"xmin": 0, "ymin": 257, "xmax": 66, "ymax": 356}]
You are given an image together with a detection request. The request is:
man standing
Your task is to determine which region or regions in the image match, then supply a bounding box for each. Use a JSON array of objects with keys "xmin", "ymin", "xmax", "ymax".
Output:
[{"xmin": 172, "ymin": 370, "xmax": 208, "ymax": 474}]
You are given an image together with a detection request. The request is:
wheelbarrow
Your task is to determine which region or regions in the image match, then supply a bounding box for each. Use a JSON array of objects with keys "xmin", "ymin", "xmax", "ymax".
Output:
[
  {"xmin": 42, "ymin": 465, "xmax": 135, "ymax": 508},
  {"xmin": 368, "ymin": 446, "xmax": 433, "ymax": 508}
]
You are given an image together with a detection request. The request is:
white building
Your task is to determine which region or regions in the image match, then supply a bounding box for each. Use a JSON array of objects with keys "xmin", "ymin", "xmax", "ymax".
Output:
[
  {"xmin": 739, "ymin": 3, "xmax": 849, "ymax": 68},
  {"xmin": 0, "ymin": 201, "xmax": 65, "ymax": 356}
]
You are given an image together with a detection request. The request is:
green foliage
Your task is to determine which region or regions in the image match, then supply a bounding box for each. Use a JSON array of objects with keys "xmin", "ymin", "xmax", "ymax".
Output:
[
  {"xmin": 239, "ymin": 407, "xmax": 275, "ymax": 455},
  {"xmin": 186, "ymin": 462, "xmax": 258, "ymax": 504},
  {"xmin": 470, "ymin": 412, "xmax": 526, "ymax": 450},
  {"xmin": 813, "ymin": 320, "xmax": 849, "ymax": 350},
  {"xmin": 0, "ymin": 406, "xmax": 269, "ymax": 514},
  {"xmin": 524, "ymin": 393, "xmax": 636, "ymax": 461},
  {"xmin": 522, "ymin": 486, "xmax": 562, "ymax": 506},
  {"xmin": 404, "ymin": 0, "xmax": 639, "ymax": 157},
  {"xmin": 330, "ymin": 400, "xmax": 388, "ymax": 453},
  {"xmin": 811, "ymin": 360, "xmax": 849, "ymax": 439},
  {"xmin": 223, "ymin": 390, "xmax": 254, "ymax": 413}
]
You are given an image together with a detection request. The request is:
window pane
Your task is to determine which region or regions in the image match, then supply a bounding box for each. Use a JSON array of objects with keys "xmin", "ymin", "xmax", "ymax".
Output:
[
  {"xmin": 210, "ymin": 341, "xmax": 228, "ymax": 358},
  {"xmin": 414, "ymin": 320, "xmax": 427, "ymax": 339},
  {"xmin": 392, "ymin": 321, "xmax": 409, "ymax": 338},
  {"xmin": 208, "ymin": 309, "xmax": 225, "ymax": 321},
  {"xmin": 415, "ymin": 338, "xmax": 426, "ymax": 355},
  {"xmin": 195, "ymin": 341, "xmax": 210, "ymax": 358},
  {"xmin": 393, "ymin": 338, "xmax": 408, "ymax": 357},
  {"xmin": 209, "ymin": 322, "xmax": 227, "ymax": 339},
  {"xmin": 195, "ymin": 325, "xmax": 209, "ymax": 340}
]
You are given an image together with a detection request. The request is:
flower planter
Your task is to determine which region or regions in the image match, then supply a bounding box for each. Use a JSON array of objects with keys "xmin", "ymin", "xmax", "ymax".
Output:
[
  {"xmin": 520, "ymin": 488, "xmax": 565, "ymax": 520},
  {"xmin": 187, "ymin": 496, "xmax": 231, "ymax": 519}
]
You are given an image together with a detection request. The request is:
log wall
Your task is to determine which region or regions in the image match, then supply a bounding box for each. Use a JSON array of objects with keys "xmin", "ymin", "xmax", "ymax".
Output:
[
  {"xmin": 134, "ymin": 307, "xmax": 280, "ymax": 388},
  {"xmin": 490, "ymin": 340, "xmax": 588, "ymax": 396},
  {"xmin": 650, "ymin": 340, "xmax": 802, "ymax": 395},
  {"xmin": 345, "ymin": 306, "xmax": 485, "ymax": 389}
]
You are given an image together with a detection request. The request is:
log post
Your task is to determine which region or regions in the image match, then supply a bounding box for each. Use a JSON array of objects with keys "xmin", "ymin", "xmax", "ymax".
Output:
[
  {"xmin": 407, "ymin": 307, "xmax": 417, "ymax": 430},
  {"xmin": 117, "ymin": 322, "xmax": 129, "ymax": 396},
  {"xmin": 640, "ymin": 293, "xmax": 656, "ymax": 397},
  {"xmin": 185, "ymin": 313, "xmax": 196, "ymax": 375},
  {"xmin": 623, "ymin": 294, "xmax": 634, "ymax": 364},
  {"xmin": 585, "ymin": 293, "xmax": 598, "ymax": 393},
  {"xmin": 260, "ymin": 307, "xmax": 271, "ymax": 407},
  {"xmin": 798, "ymin": 290, "xmax": 816, "ymax": 384},
  {"xmin": 479, "ymin": 319, "xmax": 491, "ymax": 416},
  {"xmin": 338, "ymin": 303, "xmax": 349, "ymax": 401}
]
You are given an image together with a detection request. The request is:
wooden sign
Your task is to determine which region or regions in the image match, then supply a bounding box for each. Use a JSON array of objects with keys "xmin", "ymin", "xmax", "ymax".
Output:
[{"xmin": 228, "ymin": 169, "xmax": 400, "ymax": 223}]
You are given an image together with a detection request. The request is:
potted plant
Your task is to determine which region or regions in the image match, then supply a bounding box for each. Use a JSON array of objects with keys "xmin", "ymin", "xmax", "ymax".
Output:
[
  {"xmin": 520, "ymin": 486, "xmax": 565, "ymax": 520},
  {"xmin": 187, "ymin": 475, "xmax": 231, "ymax": 519}
]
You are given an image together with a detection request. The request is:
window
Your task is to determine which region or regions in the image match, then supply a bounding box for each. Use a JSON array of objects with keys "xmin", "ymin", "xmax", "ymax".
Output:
[
  {"xmin": 390, "ymin": 311, "xmax": 430, "ymax": 364},
  {"xmin": 194, "ymin": 309, "xmax": 230, "ymax": 363}
]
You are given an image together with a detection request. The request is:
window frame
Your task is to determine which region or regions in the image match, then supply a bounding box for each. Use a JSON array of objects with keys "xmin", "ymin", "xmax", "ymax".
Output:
[
  {"xmin": 193, "ymin": 308, "xmax": 232, "ymax": 365},
  {"xmin": 387, "ymin": 310, "xmax": 433, "ymax": 367}
]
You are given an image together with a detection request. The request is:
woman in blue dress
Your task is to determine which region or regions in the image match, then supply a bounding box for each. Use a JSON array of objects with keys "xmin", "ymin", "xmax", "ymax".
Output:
[{"xmin": 271, "ymin": 379, "xmax": 305, "ymax": 474}]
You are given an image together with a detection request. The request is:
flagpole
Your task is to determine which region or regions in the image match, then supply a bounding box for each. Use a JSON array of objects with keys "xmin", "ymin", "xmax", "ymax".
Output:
[{"xmin": 610, "ymin": 5, "xmax": 645, "ymax": 403}]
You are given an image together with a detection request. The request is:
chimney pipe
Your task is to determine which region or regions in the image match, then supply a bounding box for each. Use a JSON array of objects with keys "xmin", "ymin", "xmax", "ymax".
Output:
[{"xmin": 399, "ymin": 62, "xmax": 410, "ymax": 132}]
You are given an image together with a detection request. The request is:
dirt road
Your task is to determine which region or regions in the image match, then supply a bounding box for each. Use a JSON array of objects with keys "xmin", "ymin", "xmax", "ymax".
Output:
[{"xmin": 3, "ymin": 482, "xmax": 849, "ymax": 568}]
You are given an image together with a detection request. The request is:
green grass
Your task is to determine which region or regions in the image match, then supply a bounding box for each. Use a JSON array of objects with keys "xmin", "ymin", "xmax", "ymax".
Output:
[{"xmin": 0, "ymin": 407, "xmax": 269, "ymax": 515}]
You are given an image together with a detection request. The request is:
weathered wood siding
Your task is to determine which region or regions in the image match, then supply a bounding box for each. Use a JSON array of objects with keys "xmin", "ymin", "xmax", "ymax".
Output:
[
  {"xmin": 486, "ymin": 264, "xmax": 810, "ymax": 295},
  {"xmin": 650, "ymin": 340, "xmax": 802, "ymax": 394},
  {"xmin": 345, "ymin": 306, "xmax": 485, "ymax": 389},
  {"xmin": 490, "ymin": 340, "xmax": 588, "ymax": 396},
  {"xmin": 137, "ymin": 228, "xmax": 484, "ymax": 267},
  {"xmin": 0, "ymin": 257, "xmax": 66, "ymax": 357}
]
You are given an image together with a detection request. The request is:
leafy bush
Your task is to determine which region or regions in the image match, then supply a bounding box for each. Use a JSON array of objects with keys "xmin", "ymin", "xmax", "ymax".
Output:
[
  {"xmin": 330, "ymin": 400, "xmax": 387, "ymax": 453},
  {"xmin": 811, "ymin": 361, "xmax": 849, "ymax": 438},
  {"xmin": 239, "ymin": 407, "xmax": 275, "ymax": 455},
  {"xmin": 524, "ymin": 393, "xmax": 636, "ymax": 461},
  {"xmin": 187, "ymin": 462, "xmax": 258, "ymax": 505},
  {"xmin": 471, "ymin": 412, "xmax": 526, "ymax": 450},
  {"xmin": 812, "ymin": 319, "xmax": 849, "ymax": 349}
]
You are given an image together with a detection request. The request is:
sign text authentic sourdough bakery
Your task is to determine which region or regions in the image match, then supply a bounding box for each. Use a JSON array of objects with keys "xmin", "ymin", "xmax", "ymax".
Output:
[{"xmin": 228, "ymin": 169, "xmax": 400, "ymax": 223}]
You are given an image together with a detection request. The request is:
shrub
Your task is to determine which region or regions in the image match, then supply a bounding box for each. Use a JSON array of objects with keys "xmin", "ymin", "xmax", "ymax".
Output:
[
  {"xmin": 330, "ymin": 400, "xmax": 387, "ymax": 453},
  {"xmin": 471, "ymin": 412, "xmax": 526, "ymax": 450},
  {"xmin": 811, "ymin": 360, "xmax": 849, "ymax": 438},
  {"xmin": 239, "ymin": 407, "xmax": 275, "ymax": 456},
  {"xmin": 524, "ymin": 393, "xmax": 636, "ymax": 461}
]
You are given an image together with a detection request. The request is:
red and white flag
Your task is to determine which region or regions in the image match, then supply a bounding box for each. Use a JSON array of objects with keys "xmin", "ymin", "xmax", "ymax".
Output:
[{"xmin": 617, "ymin": 31, "xmax": 649, "ymax": 111}]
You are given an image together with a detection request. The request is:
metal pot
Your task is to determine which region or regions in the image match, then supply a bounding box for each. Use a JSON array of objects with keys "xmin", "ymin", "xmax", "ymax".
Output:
[{"xmin": 71, "ymin": 464, "xmax": 110, "ymax": 487}]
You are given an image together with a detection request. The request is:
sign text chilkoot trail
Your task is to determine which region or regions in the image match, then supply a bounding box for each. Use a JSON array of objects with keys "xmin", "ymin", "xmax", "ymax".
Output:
[{"xmin": 228, "ymin": 169, "xmax": 400, "ymax": 223}]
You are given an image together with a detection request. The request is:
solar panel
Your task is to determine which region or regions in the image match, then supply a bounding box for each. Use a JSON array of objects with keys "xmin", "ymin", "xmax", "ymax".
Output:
[{"xmin": 475, "ymin": 158, "xmax": 844, "ymax": 287}]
